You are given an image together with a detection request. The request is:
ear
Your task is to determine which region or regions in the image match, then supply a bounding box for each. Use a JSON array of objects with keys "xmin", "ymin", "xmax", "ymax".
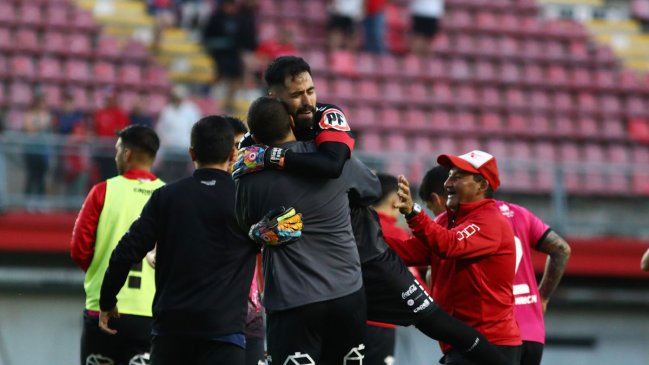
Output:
[
  {"xmin": 229, "ymin": 145, "xmax": 237, "ymax": 164},
  {"xmin": 388, "ymin": 191, "xmax": 400, "ymax": 209},
  {"xmin": 478, "ymin": 179, "xmax": 489, "ymax": 194},
  {"xmin": 188, "ymin": 147, "xmax": 197, "ymax": 162},
  {"xmin": 289, "ymin": 114, "xmax": 296, "ymax": 130},
  {"xmin": 123, "ymin": 148, "xmax": 133, "ymax": 162}
]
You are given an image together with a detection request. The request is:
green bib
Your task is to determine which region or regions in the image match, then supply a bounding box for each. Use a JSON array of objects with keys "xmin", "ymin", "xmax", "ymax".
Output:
[{"xmin": 84, "ymin": 175, "xmax": 164, "ymax": 316}]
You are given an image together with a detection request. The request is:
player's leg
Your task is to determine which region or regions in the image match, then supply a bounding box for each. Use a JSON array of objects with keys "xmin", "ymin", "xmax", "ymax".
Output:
[
  {"xmin": 520, "ymin": 341, "xmax": 543, "ymax": 365},
  {"xmin": 363, "ymin": 324, "xmax": 396, "ymax": 365},
  {"xmin": 320, "ymin": 288, "xmax": 367, "ymax": 365},
  {"xmin": 81, "ymin": 313, "xmax": 151, "ymax": 365},
  {"xmin": 150, "ymin": 335, "xmax": 193, "ymax": 365},
  {"xmin": 265, "ymin": 302, "xmax": 326, "ymax": 365},
  {"xmin": 244, "ymin": 337, "xmax": 265, "ymax": 365},
  {"xmin": 442, "ymin": 344, "xmax": 521, "ymax": 365},
  {"xmin": 196, "ymin": 340, "xmax": 245, "ymax": 365}
]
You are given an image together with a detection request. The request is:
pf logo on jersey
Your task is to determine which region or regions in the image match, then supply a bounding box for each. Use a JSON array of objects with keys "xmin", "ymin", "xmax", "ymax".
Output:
[{"xmin": 319, "ymin": 109, "xmax": 350, "ymax": 132}]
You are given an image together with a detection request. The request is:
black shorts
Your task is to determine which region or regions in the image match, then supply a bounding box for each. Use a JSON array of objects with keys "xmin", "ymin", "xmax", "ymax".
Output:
[
  {"xmin": 520, "ymin": 341, "xmax": 544, "ymax": 365},
  {"xmin": 328, "ymin": 14, "xmax": 355, "ymax": 34},
  {"xmin": 150, "ymin": 335, "xmax": 244, "ymax": 365},
  {"xmin": 412, "ymin": 15, "xmax": 439, "ymax": 37},
  {"xmin": 81, "ymin": 310, "xmax": 152, "ymax": 365},
  {"xmin": 266, "ymin": 288, "xmax": 366, "ymax": 365},
  {"xmin": 364, "ymin": 324, "xmax": 396, "ymax": 365},
  {"xmin": 362, "ymin": 248, "xmax": 438, "ymax": 326}
]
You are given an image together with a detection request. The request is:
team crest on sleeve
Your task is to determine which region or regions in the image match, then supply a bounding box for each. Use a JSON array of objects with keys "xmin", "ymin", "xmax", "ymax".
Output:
[{"xmin": 319, "ymin": 109, "xmax": 350, "ymax": 132}]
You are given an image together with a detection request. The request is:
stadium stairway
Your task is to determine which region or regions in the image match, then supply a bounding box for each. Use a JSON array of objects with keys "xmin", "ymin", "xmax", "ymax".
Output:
[{"xmin": 74, "ymin": 0, "xmax": 214, "ymax": 85}]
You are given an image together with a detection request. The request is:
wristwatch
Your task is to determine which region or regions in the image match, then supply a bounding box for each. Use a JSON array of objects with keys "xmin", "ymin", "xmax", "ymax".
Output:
[{"xmin": 404, "ymin": 203, "xmax": 422, "ymax": 220}]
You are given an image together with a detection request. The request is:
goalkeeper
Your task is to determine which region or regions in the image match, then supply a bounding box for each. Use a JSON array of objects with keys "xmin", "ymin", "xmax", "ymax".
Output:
[{"xmin": 234, "ymin": 97, "xmax": 381, "ymax": 365}]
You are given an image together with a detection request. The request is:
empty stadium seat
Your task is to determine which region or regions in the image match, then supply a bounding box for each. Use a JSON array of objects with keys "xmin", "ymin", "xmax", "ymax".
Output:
[
  {"xmin": 67, "ymin": 33, "xmax": 93, "ymax": 58},
  {"xmin": 15, "ymin": 29, "xmax": 40, "ymax": 54},
  {"xmin": 45, "ymin": 4, "xmax": 69, "ymax": 30},
  {"xmin": 377, "ymin": 106, "xmax": 401, "ymax": 130},
  {"xmin": 0, "ymin": 3, "xmax": 18, "ymax": 27},
  {"xmin": 41, "ymin": 84, "xmax": 62, "ymax": 108},
  {"xmin": 64, "ymin": 60, "xmax": 91, "ymax": 85},
  {"xmin": 430, "ymin": 110, "xmax": 453, "ymax": 132},
  {"xmin": 356, "ymin": 131, "xmax": 383, "ymax": 152},
  {"xmin": 403, "ymin": 108, "xmax": 427, "ymax": 132},
  {"xmin": 383, "ymin": 80, "xmax": 405, "ymax": 104},
  {"xmin": 11, "ymin": 55, "xmax": 36, "ymax": 81},
  {"xmin": 144, "ymin": 65, "xmax": 170, "ymax": 90},
  {"xmin": 480, "ymin": 87, "xmax": 501, "ymax": 110},
  {"xmin": 37, "ymin": 57, "xmax": 63, "ymax": 83},
  {"xmin": 118, "ymin": 64, "xmax": 143, "ymax": 88},
  {"xmin": 9, "ymin": 82, "xmax": 33, "ymax": 107},
  {"xmin": 95, "ymin": 36, "xmax": 122, "ymax": 61},
  {"xmin": 18, "ymin": 3, "xmax": 43, "ymax": 29},
  {"xmin": 42, "ymin": 32, "xmax": 68, "ymax": 57},
  {"xmin": 347, "ymin": 105, "xmax": 375, "ymax": 130},
  {"xmin": 331, "ymin": 78, "xmax": 355, "ymax": 100},
  {"xmin": 93, "ymin": 61, "xmax": 117, "ymax": 86}
]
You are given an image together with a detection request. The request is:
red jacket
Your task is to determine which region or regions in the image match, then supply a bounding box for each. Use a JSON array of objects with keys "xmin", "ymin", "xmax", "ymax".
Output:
[{"xmin": 386, "ymin": 199, "xmax": 521, "ymax": 352}]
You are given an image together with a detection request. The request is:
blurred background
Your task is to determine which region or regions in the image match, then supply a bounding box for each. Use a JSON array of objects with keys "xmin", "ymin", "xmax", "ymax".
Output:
[{"xmin": 0, "ymin": 0, "xmax": 648, "ymax": 364}]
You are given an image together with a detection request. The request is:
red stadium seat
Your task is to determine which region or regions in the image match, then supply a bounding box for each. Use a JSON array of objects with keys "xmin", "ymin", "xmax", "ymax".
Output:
[
  {"xmin": 64, "ymin": 60, "xmax": 91, "ymax": 85},
  {"xmin": 405, "ymin": 82, "xmax": 428, "ymax": 104},
  {"xmin": 331, "ymin": 78, "xmax": 355, "ymax": 100},
  {"xmin": 10, "ymin": 55, "xmax": 36, "ymax": 81},
  {"xmin": 547, "ymin": 64, "xmax": 569, "ymax": 89},
  {"xmin": 631, "ymin": 145, "xmax": 649, "ymax": 163},
  {"xmin": 37, "ymin": 57, "xmax": 63, "ymax": 83},
  {"xmin": 576, "ymin": 118, "xmax": 599, "ymax": 138},
  {"xmin": 485, "ymin": 138, "xmax": 507, "ymax": 160},
  {"xmin": 449, "ymin": 58, "xmax": 471, "ymax": 81},
  {"xmin": 15, "ymin": 29, "xmax": 40, "ymax": 54},
  {"xmin": 377, "ymin": 106, "xmax": 401, "ymax": 130},
  {"xmin": 376, "ymin": 54, "xmax": 401, "ymax": 78},
  {"xmin": 67, "ymin": 33, "xmax": 93, "ymax": 58},
  {"xmin": 72, "ymin": 8, "xmax": 99, "ymax": 33},
  {"xmin": 506, "ymin": 113, "xmax": 527, "ymax": 136},
  {"xmin": 480, "ymin": 87, "xmax": 501, "ymax": 109},
  {"xmin": 122, "ymin": 39, "xmax": 150, "ymax": 64},
  {"xmin": 607, "ymin": 144, "xmax": 629, "ymax": 163},
  {"xmin": 594, "ymin": 70, "xmax": 616, "ymax": 91},
  {"xmin": 558, "ymin": 142, "xmax": 580, "ymax": 162},
  {"xmin": 355, "ymin": 53, "xmax": 376, "ymax": 78},
  {"xmin": 499, "ymin": 62, "xmax": 522, "ymax": 85},
  {"xmin": 356, "ymin": 79, "xmax": 380, "ymax": 104},
  {"xmin": 577, "ymin": 92, "xmax": 597, "ymax": 114},
  {"xmin": 6, "ymin": 108, "xmax": 27, "ymax": 131},
  {"xmin": 625, "ymin": 95, "xmax": 647, "ymax": 116},
  {"xmin": 435, "ymin": 136, "xmax": 460, "ymax": 156},
  {"xmin": 479, "ymin": 111, "xmax": 502, "ymax": 132},
  {"xmin": 0, "ymin": 3, "xmax": 18, "ymax": 27},
  {"xmin": 41, "ymin": 84, "xmax": 62, "ymax": 108},
  {"xmin": 454, "ymin": 111, "xmax": 477, "ymax": 131},
  {"xmin": 601, "ymin": 118, "xmax": 626, "ymax": 139},
  {"xmin": 42, "ymin": 32, "xmax": 68, "ymax": 57},
  {"xmin": 402, "ymin": 54, "xmax": 424, "ymax": 79},
  {"xmin": 432, "ymin": 82, "xmax": 453, "ymax": 106},
  {"xmin": 403, "ymin": 108, "xmax": 427, "ymax": 132},
  {"xmin": 18, "ymin": 4, "xmax": 43, "ymax": 28},
  {"xmin": 9, "ymin": 82, "xmax": 33, "ymax": 107},
  {"xmin": 425, "ymin": 58, "xmax": 447, "ymax": 81},
  {"xmin": 504, "ymin": 87, "xmax": 526, "ymax": 111},
  {"xmin": 529, "ymin": 114, "xmax": 551, "ymax": 136},
  {"xmin": 118, "ymin": 64, "xmax": 144, "ymax": 88},
  {"xmin": 430, "ymin": 110, "xmax": 452, "ymax": 132},
  {"xmin": 387, "ymin": 134, "xmax": 408, "ymax": 152},
  {"xmin": 570, "ymin": 68, "xmax": 592, "ymax": 89},
  {"xmin": 329, "ymin": 50, "xmax": 357, "ymax": 77},
  {"xmin": 383, "ymin": 80, "xmax": 404, "ymax": 104},
  {"xmin": 553, "ymin": 92, "xmax": 573, "ymax": 114},
  {"xmin": 455, "ymin": 85, "xmax": 478, "ymax": 109},
  {"xmin": 144, "ymin": 65, "xmax": 171, "ymax": 90},
  {"xmin": 534, "ymin": 141, "xmax": 557, "ymax": 162},
  {"xmin": 0, "ymin": 27, "xmax": 11, "ymax": 54},
  {"xmin": 96, "ymin": 36, "xmax": 122, "ymax": 61},
  {"xmin": 45, "ymin": 4, "xmax": 69, "ymax": 30},
  {"xmin": 412, "ymin": 136, "xmax": 434, "ymax": 155},
  {"xmin": 523, "ymin": 63, "xmax": 544, "ymax": 87},
  {"xmin": 529, "ymin": 90, "xmax": 550, "ymax": 112},
  {"xmin": 554, "ymin": 116, "xmax": 577, "ymax": 138},
  {"xmin": 474, "ymin": 61, "xmax": 497, "ymax": 83},
  {"xmin": 458, "ymin": 137, "xmax": 482, "ymax": 155},
  {"xmin": 93, "ymin": 61, "xmax": 117, "ymax": 86},
  {"xmin": 628, "ymin": 118, "xmax": 649, "ymax": 143},
  {"xmin": 347, "ymin": 105, "xmax": 376, "ymax": 130},
  {"xmin": 68, "ymin": 86, "xmax": 91, "ymax": 111},
  {"xmin": 357, "ymin": 131, "xmax": 383, "ymax": 152},
  {"xmin": 599, "ymin": 95, "xmax": 622, "ymax": 115},
  {"xmin": 499, "ymin": 36, "xmax": 520, "ymax": 58},
  {"xmin": 145, "ymin": 92, "xmax": 168, "ymax": 116}
]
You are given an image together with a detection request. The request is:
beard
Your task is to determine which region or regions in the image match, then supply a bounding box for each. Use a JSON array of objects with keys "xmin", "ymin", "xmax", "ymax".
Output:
[{"xmin": 292, "ymin": 105, "xmax": 316, "ymax": 141}]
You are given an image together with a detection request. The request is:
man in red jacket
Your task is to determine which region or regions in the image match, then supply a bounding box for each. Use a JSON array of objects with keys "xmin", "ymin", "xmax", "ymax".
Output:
[{"xmin": 391, "ymin": 150, "xmax": 522, "ymax": 365}]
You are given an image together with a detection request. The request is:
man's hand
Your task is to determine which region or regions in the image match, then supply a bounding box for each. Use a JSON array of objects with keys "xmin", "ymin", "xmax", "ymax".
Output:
[
  {"xmin": 233, "ymin": 145, "xmax": 268, "ymax": 179},
  {"xmin": 249, "ymin": 207, "xmax": 303, "ymax": 246},
  {"xmin": 232, "ymin": 145, "xmax": 289, "ymax": 179},
  {"xmin": 396, "ymin": 175, "xmax": 414, "ymax": 215},
  {"xmin": 98, "ymin": 307, "xmax": 120, "ymax": 335}
]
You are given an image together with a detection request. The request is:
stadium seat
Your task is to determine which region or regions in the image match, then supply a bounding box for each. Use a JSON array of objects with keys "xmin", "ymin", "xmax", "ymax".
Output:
[
  {"xmin": 401, "ymin": 54, "xmax": 424, "ymax": 79},
  {"xmin": 455, "ymin": 85, "xmax": 478, "ymax": 109},
  {"xmin": 118, "ymin": 90, "xmax": 139, "ymax": 113},
  {"xmin": 93, "ymin": 61, "xmax": 117, "ymax": 86},
  {"xmin": 576, "ymin": 118, "xmax": 599, "ymax": 138},
  {"xmin": 474, "ymin": 61, "xmax": 497, "ymax": 83},
  {"xmin": 435, "ymin": 136, "xmax": 460, "ymax": 156},
  {"xmin": 144, "ymin": 65, "xmax": 171, "ymax": 90},
  {"xmin": 347, "ymin": 105, "xmax": 376, "ymax": 130},
  {"xmin": 480, "ymin": 87, "xmax": 501, "ymax": 110},
  {"xmin": 454, "ymin": 111, "xmax": 477, "ymax": 132},
  {"xmin": 625, "ymin": 96, "xmax": 647, "ymax": 116},
  {"xmin": 145, "ymin": 92, "xmax": 168, "ymax": 116},
  {"xmin": 530, "ymin": 113, "xmax": 552, "ymax": 137},
  {"xmin": 412, "ymin": 135, "xmax": 434, "ymax": 155},
  {"xmin": 329, "ymin": 50, "xmax": 357, "ymax": 77},
  {"xmin": 547, "ymin": 64, "xmax": 569, "ymax": 89},
  {"xmin": 523, "ymin": 63, "xmax": 544, "ymax": 87},
  {"xmin": 570, "ymin": 68, "xmax": 592, "ymax": 89},
  {"xmin": 554, "ymin": 116, "xmax": 577, "ymax": 138},
  {"xmin": 534, "ymin": 141, "xmax": 557, "ymax": 162},
  {"xmin": 355, "ymin": 53, "xmax": 376, "ymax": 78},
  {"xmin": 10, "ymin": 55, "xmax": 36, "ymax": 81},
  {"xmin": 577, "ymin": 92, "xmax": 597, "ymax": 114},
  {"xmin": 356, "ymin": 79, "xmax": 380, "ymax": 105},
  {"xmin": 71, "ymin": 8, "xmax": 98, "ymax": 33},
  {"xmin": 553, "ymin": 92, "xmax": 573, "ymax": 114},
  {"xmin": 331, "ymin": 78, "xmax": 355, "ymax": 100},
  {"xmin": 599, "ymin": 95, "xmax": 622, "ymax": 116},
  {"xmin": 387, "ymin": 134, "xmax": 408, "ymax": 152},
  {"xmin": 504, "ymin": 87, "xmax": 526, "ymax": 111},
  {"xmin": 18, "ymin": 3, "xmax": 43, "ymax": 28},
  {"xmin": 484, "ymin": 138, "xmax": 507, "ymax": 161},
  {"xmin": 529, "ymin": 90, "xmax": 550, "ymax": 113},
  {"xmin": 424, "ymin": 58, "xmax": 447, "ymax": 81},
  {"xmin": 0, "ymin": 55, "xmax": 7, "ymax": 80},
  {"xmin": 628, "ymin": 118, "xmax": 649, "ymax": 143},
  {"xmin": 601, "ymin": 118, "xmax": 626, "ymax": 139},
  {"xmin": 42, "ymin": 32, "xmax": 68, "ymax": 57},
  {"xmin": 458, "ymin": 137, "xmax": 482, "ymax": 155},
  {"xmin": 9, "ymin": 82, "xmax": 33, "ymax": 107},
  {"xmin": 41, "ymin": 84, "xmax": 62, "ymax": 108},
  {"xmin": 499, "ymin": 36, "xmax": 520, "ymax": 58},
  {"xmin": 432, "ymin": 82, "xmax": 453, "ymax": 107},
  {"xmin": 594, "ymin": 70, "xmax": 616, "ymax": 91},
  {"xmin": 5, "ymin": 108, "xmax": 26, "ymax": 131},
  {"xmin": 37, "ymin": 57, "xmax": 63, "ymax": 84},
  {"xmin": 64, "ymin": 60, "xmax": 91, "ymax": 85},
  {"xmin": 67, "ymin": 33, "xmax": 93, "ymax": 58},
  {"xmin": 15, "ymin": 29, "xmax": 40, "ymax": 54},
  {"xmin": 383, "ymin": 80, "xmax": 404, "ymax": 104},
  {"xmin": 377, "ymin": 106, "xmax": 401, "ymax": 130},
  {"xmin": 312, "ymin": 76, "xmax": 329, "ymax": 99},
  {"xmin": 449, "ymin": 58, "xmax": 471, "ymax": 81},
  {"xmin": 376, "ymin": 54, "xmax": 401, "ymax": 78},
  {"xmin": 499, "ymin": 62, "xmax": 522, "ymax": 85},
  {"xmin": 0, "ymin": 3, "xmax": 18, "ymax": 27},
  {"xmin": 122, "ymin": 40, "xmax": 150, "ymax": 64},
  {"xmin": 403, "ymin": 108, "xmax": 427, "ymax": 132},
  {"xmin": 356, "ymin": 131, "xmax": 383, "ymax": 152},
  {"xmin": 0, "ymin": 83, "xmax": 6, "ymax": 107},
  {"xmin": 631, "ymin": 145, "xmax": 649, "ymax": 163},
  {"xmin": 405, "ymin": 82, "xmax": 428, "ymax": 105},
  {"xmin": 430, "ymin": 110, "xmax": 452, "ymax": 132},
  {"xmin": 95, "ymin": 36, "xmax": 122, "ymax": 61},
  {"xmin": 118, "ymin": 64, "xmax": 144, "ymax": 88},
  {"xmin": 478, "ymin": 111, "xmax": 502, "ymax": 132},
  {"xmin": 45, "ymin": 4, "xmax": 69, "ymax": 30}
]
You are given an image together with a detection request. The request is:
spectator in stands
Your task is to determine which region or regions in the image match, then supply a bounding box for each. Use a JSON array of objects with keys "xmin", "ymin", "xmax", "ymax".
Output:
[
  {"xmin": 239, "ymin": 0, "xmax": 260, "ymax": 90},
  {"xmin": 23, "ymin": 95, "xmax": 53, "ymax": 208},
  {"xmin": 363, "ymin": 0, "xmax": 387, "ymax": 54},
  {"xmin": 254, "ymin": 27, "xmax": 297, "ymax": 86},
  {"xmin": 327, "ymin": 0, "xmax": 363, "ymax": 50},
  {"xmin": 93, "ymin": 89, "xmax": 130, "ymax": 181},
  {"xmin": 147, "ymin": 0, "xmax": 176, "ymax": 53},
  {"xmin": 390, "ymin": 150, "xmax": 522, "ymax": 364},
  {"xmin": 641, "ymin": 248, "xmax": 649, "ymax": 271},
  {"xmin": 129, "ymin": 96, "xmax": 155, "ymax": 129},
  {"xmin": 71, "ymin": 125, "xmax": 163, "ymax": 365},
  {"xmin": 410, "ymin": 0, "xmax": 444, "ymax": 56},
  {"xmin": 418, "ymin": 165, "xmax": 571, "ymax": 365},
  {"xmin": 178, "ymin": 0, "xmax": 212, "ymax": 38},
  {"xmin": 202, "ymin": 0, "xmax": 248, "ymax": 112},
  {"xmin": 54, "ymin": 94, "xmax": 85, "ymax": 135},
  {"xmin": 155, "ymin": 85, "xmax": 201, "ymax": 182}
]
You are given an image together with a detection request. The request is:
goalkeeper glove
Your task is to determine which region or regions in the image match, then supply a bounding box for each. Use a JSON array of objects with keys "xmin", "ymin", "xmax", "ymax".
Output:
[
  {"xmin": 232, "ymin": 145, "xmax": 288, "ymax": 180},
  {"xmin": 249, "ymin": 207, "xmax": 303, "ymax": 247}
]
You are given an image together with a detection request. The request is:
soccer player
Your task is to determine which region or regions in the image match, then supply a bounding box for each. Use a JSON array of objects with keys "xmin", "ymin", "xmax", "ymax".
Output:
[
  {"xmin": 235, "ymin": 97, "xmax": 378, "ymax": 365},
  {"xmin": 393, "ymin": 150, "xmax": 522, "ymax": 364},
  {"xmin": 235, "ymin": 57, "xmax": 510, "ymax": 365},
  {"xmin": 71, "ymin": 125, "xmax": 164, "ymax": 365},
  {"xmin": 98, "ymin": 116, "xmax": 258, "ymax": 365},
  {"xmin": 418, "ymin": 164, "xmax": 571, "ymax": 365}
]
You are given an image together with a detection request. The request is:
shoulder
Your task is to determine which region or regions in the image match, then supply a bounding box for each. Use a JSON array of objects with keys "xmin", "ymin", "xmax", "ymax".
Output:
[{"xmin": 315, "ymin": 103, "xmax": 350, "ymax": 132}]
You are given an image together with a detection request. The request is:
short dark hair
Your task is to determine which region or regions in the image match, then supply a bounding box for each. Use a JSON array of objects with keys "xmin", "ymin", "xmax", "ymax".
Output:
[
  {"xmin": 117, "ymin": 125, "xmax": 160, "ymax": 159},
  {"xmin": 376, "ymin": 173, "xmax": 399, "ymax": 206},
  {"xmin": 419, "ymin": 165, "xmax": 450, "ymax": 202},
  {"xmin": 190, "ymin": 115, "xmax": 235, "ymax": 164},
  {"xmin": 264, "ymin": 56, "xmax": 312, "ymax": 89},
  {"xmin": 247, "ymin": 96, "xmax": 292, "ymax": 146},
  {"xmin": 225, "ymin": 116, "xmax": 248, "ymax": 135}
]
